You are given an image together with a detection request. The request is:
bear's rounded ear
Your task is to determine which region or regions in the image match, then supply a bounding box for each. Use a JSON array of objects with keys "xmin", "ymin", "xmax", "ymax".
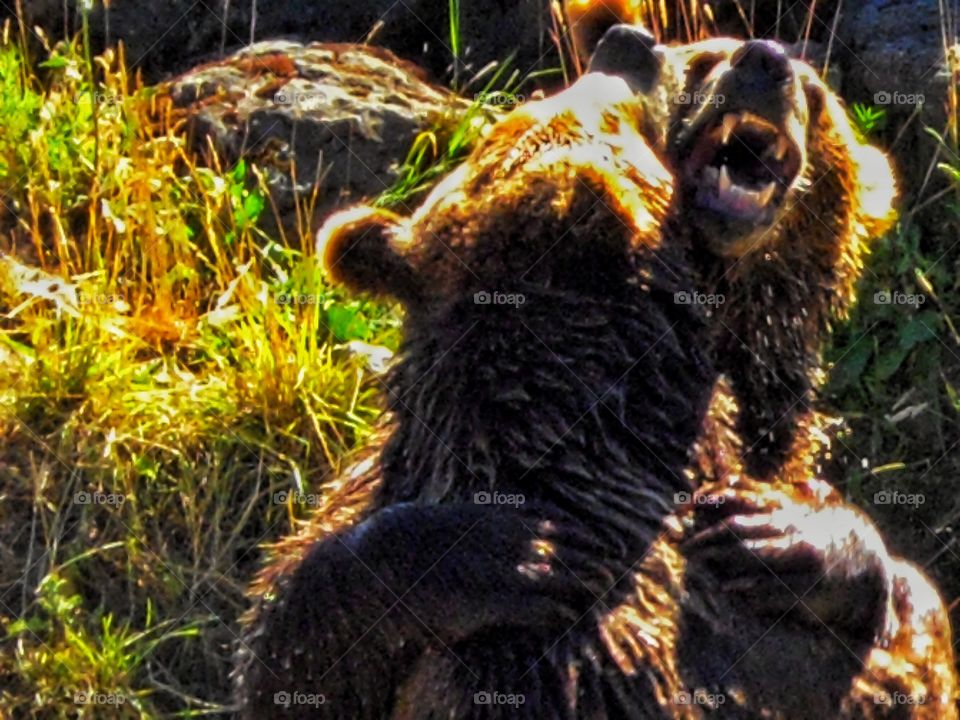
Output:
[
  {"xmin": 852, "ymin": 143, "xmax": 898, "ymax": 238},
  {"xmin": 588, "ymin": 23, "xmax": 660, "ymax": 93},
  {"xmin": 316, "ymin": 205, "xmax": 423, "ymax": 305},
  {"xmin": 566, "ymin": 0, "xmax": 646, "ymax": 65},
  {"xmin": 802, "ymin": 72, "xmax": 898, "ymax": 237}
]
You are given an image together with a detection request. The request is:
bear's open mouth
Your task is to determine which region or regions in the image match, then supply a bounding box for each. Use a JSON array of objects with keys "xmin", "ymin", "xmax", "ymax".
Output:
[{"xmin": 681, "ymin": 111, "xmax": 803, "ymax": 223}]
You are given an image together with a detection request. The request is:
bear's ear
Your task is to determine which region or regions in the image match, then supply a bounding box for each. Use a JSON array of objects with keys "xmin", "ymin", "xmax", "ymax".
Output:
[
  {"xmin": 566, "ymin": 0, "xmax": 645, "ymax": 64},
  {"xmin": 803, "ymin": 75, "xmax": 898, "ymax": 238},
  {"xmin": 588, "ymin": 23, "xmax": 660, "ymax": 93},
  {"xmin": 316, "ymin": 206, "xmax": 423, "ymax": 305}
]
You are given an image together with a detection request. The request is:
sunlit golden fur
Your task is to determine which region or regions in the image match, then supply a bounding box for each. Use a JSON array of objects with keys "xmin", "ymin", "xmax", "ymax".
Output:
[
  {"xmin": 644, "ymin": 35, "xmax": 955, "ymax": 719},
  {"xmin": 244, "ymin": 41, "xmax": 955, "ymax": 718}
]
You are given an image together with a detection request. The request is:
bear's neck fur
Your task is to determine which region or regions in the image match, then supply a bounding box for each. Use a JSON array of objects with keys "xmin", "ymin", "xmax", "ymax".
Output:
[
  {"xmin": 373, "ymin": 281, "xmax": 713, "ymax": 549},
  {"xmin": 684, "ymin": 123, "xmax": 864, "ymax": 481}
]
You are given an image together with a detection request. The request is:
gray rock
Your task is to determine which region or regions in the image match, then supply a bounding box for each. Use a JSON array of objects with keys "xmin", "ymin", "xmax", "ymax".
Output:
[
  {"xmin": 836, "ymin": 0, "xmax": 954, "ymax": 233},
  {"xmin": 9, "ymin": 1, "xmax": 557, "ymax": 85},
  {"xmin": 164, "ymin": 41, "xmax": 470, "ymax": 232}
]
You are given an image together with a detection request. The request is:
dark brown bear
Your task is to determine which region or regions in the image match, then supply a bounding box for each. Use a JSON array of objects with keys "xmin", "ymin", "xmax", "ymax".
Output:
[
  {"xmin": 236, "ymin": 72, "xmax": 717, "ymax": 718},
  {"xmin": 236, "ymin": 60, "xmax": 907, "ymax": 719},
  {"xmin": 589, "ymin": 24, "xmax": 957, "ymax": 718}
]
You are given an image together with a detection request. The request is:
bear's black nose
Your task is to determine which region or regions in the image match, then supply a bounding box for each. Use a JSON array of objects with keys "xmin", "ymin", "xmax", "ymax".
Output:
[{"xmin": 731, "ymin": 40, "xmax": 792, "ymax": 84}]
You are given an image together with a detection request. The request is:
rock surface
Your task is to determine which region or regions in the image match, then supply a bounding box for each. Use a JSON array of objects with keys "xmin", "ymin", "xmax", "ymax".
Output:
[
  {"xmin": 9, "ymin": 0, "xmax": 558, "ymax": 85},
  {"xmin": 836, "ymin": 0, "xmax": 954, "ymax": 232},
  {"xmin": 164, "ymin": 41, "xmax": 469, "ymax": 233}
]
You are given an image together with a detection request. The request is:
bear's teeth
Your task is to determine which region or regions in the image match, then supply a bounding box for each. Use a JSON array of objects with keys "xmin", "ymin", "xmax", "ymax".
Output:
[
  {"xmin": 759, "ymin": 182, "xmax": 777, "ymax": 206},
  {"xmin": 774, "ymin": 136, "xmax": 790, "ymax": 161},
  {"xmin": 721, "ymin": 114, "xmax": 738, "ymax": 145},
  {"xmin": 719, "ymin": 164, "xmax": 732, "ymax": 193}
]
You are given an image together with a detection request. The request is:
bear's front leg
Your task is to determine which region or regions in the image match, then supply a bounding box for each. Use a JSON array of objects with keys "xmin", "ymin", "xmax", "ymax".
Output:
[
  {"xmin": 682, "ymin": 479, "xmax": 890, "ymax": 644},
  {"xmin": 237, "ymin": 501, "xmax": 613, "ymax": 719}
]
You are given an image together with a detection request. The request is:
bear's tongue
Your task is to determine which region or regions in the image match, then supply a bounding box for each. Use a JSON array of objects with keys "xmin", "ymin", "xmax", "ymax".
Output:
[
  {"xmin": 684, "ymin": 112, "xmax": 801, "ymax": 221},
  {"xmin": 700, "ymin": 165, "xmax": 776, "ymax": 219}
]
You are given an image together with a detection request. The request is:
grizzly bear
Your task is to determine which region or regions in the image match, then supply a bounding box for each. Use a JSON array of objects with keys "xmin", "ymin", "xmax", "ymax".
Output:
[
  {"xmin": 235, "ymin": 71, "xmax": 718, "ymax": 717},
  {"xmin": 589, "ymin": 24, "xmax": 957, "ymax": 718},
  {"xmin": 235, "ymin": 50, "xmax": 912, "ymax": 718}
]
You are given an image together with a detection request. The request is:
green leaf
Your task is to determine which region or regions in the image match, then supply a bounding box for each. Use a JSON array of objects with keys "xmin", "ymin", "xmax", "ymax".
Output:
[
  {"xmin": 39, "ymin": 55, "xmax": 70, "ymax": 69},
  {"xmin": 6, "ymin": 616, "xmax": 46, "ymax": 637},
  {"xmin": 327, "ymin": 304, "xmax": 369, "ymax": 342},
  {"xmin": 230, "ymin": 158, "xmax": 247, "ymax": 183},
  {"xmin": 134, "ymin": 454, "xmax": 159, "ymax": 480},
  {"xmin": 241, "ymin": 191, "xmax": 266, "ymax": 224},
  {"xmin": 898, "ymin": 311, "xmax": 939, "ymax": 349},
  {"xmin": 945, "ymin": 378, "xmax": 960, "ymax": 413}
]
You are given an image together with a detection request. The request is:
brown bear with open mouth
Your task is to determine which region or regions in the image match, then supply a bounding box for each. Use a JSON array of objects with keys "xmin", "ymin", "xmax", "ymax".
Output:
[
  {"xmin": 232, "ymin": 31, "xmax": 942, "ymax": 718},
  {"xmin": 589, "ymin": 23, "xmax": 958, "ymax": 718}
]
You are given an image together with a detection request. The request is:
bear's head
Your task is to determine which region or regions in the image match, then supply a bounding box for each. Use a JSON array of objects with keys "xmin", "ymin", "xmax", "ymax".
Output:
[
  {"xmin": 592, "ymin": 29, "xmax": 898, "ymax": 312},
  {"xmin": 316, "ymin": 72, "xmax": 677, "ymax": 316}
]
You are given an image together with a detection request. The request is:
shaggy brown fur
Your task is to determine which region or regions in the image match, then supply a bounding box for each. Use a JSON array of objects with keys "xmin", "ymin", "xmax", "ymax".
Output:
[
  {"xmin": 237, "ymin": 73, "xmax": 725, "ymax": 718},
  {"xmin": 590, "ymin": 26, "xmax": 957, "ymax": 717},
  {"xmin": 235, "ymin": 51, "xmax": 927, "ymax": 718}
]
